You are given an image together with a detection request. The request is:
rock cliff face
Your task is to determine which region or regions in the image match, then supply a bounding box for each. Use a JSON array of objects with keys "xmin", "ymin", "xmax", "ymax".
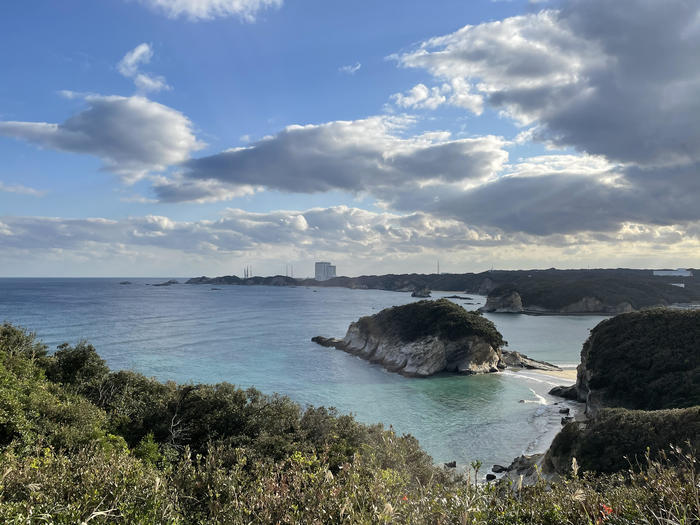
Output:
[
  {"xmin": 481, "ymin": 289, "xmax": 637, "ymax": 315},
  {"xmin": 558, "ymin": 297, "xmax": 633, "ymax": 314},
  {"xmin": 480, "ymin": 290, "xmax": 523, "ymax": 313},
  {"xmin": 337, "ymin": 324, "xmax": 500, "ymax": 377},
  {"xmin": 312, "ymin": 299, "xmax": 505, "ymax": 377}
]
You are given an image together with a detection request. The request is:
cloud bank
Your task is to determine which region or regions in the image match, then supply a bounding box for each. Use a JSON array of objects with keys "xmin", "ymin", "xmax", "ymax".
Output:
[
  {"xmin": 0, "ymin": 94, "xmax": 203, "ymax": 182},
  {"xmin": 2, "ymin": 206, "xmax": 699, "ymax": 276},
  {"xmin": 174, "ymin": 116, "xmax": 507, "ymax": 198}
]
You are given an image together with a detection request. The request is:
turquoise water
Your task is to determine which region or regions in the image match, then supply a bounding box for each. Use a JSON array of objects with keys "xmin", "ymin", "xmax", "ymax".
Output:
[{"xmin": 0, "ymin": 278, "xmax": 606, "ymax": 468}]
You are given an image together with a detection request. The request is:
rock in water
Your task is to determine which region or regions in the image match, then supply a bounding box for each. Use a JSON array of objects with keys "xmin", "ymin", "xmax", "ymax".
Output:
[
  {"xmin": 480, "ymin": 288, "xmax": 523, "ymax": 313},
  {"xmin": 500, "ymin": 350, "xmax": 561, "ymax": 371},
  {"xmin": 312, "ymin": 299, "xmax": 506, "ymax": 377}
]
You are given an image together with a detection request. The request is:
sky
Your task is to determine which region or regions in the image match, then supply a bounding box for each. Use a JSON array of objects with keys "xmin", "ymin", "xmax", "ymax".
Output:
[{"xmin": 1, "ymin": 0, "xmax": 699, "ymax": 277}]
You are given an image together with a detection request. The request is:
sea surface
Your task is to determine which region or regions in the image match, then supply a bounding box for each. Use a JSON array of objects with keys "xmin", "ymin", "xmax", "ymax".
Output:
[{"xmin": 0, "ymin": 278, "xmax": 608, "ymax": 469}]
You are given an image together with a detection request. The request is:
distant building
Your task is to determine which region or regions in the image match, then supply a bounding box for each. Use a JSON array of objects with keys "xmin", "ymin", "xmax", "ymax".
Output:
[
  {"xmin": 653, "ymin": 269, "xmax": 693, "ymax": 277},
  {"xmin": 315, "ymin": 261, "xmax": 336, "ymax": 281}
]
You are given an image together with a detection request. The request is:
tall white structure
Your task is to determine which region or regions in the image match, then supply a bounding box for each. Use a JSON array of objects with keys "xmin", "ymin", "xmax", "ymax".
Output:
[{"xmin": 315, "ymin": 261, "xmax": 336, "ymax": 281}]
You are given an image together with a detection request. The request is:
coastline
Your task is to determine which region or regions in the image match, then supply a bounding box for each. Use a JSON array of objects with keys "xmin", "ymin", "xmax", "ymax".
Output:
[
  {"xmin": 525, "ymin": 367, "xmax": 578, "ymax": 381},
  {"xmin": 488, "ymin": 366, "xmax": 582, "ymax": 480}
]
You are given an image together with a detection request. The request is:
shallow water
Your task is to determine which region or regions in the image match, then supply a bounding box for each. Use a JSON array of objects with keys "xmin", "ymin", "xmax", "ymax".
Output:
[{"xmin": 0, "ymin": 278, "xmax": 606, "ymax": 468}]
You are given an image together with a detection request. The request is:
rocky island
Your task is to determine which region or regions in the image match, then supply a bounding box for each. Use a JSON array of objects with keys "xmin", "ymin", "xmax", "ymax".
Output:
[
  {"xmin": 313, "ymin": 299, "xmax": 504, "ymax": 377},
  {"xmin": 313, "ymin": 299, "xmax": 558, "ymax": 377}
]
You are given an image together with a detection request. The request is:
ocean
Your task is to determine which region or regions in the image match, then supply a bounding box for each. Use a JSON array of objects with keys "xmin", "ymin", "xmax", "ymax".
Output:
[{"xmin": 0, "ymin": 278, "xmax": 607, "ymax": 469}]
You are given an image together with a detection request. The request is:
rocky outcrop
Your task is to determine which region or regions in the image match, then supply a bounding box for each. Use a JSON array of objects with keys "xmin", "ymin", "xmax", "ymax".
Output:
[
  {"xmin": 482, "ymin": 290, "xmax": 637, "ymax": 315},
  {"xmin": 336, "ymin": 324, "xmax": 500, "ymax": 377},
  {"xmin": 558, "ymin": 297, "xmax": 633, "ymax": 314},
  {"xmin": 312, "ymin": 300, "xmax": 505, "ymax": 377},
  {"xmin": 480, "ymin": 290, "xmax": 523, "ymax": 313},
  {"xmin": 549, "ymin": 309, "xmax": 700, "ymax": 416},
  {"xmin": 411, "ymin": 287, "xmax": 431, "ymax": 298},
  {"xmin": 542, "ymin": 407, "xmax": 700, "ymax": 476},
  {"xmin": 153, "ymin": 279, "xmax": 179, "ymax": 287},
  {"xmin": 500, "ymin": 351, "xmax": 561, "ymax": 372}
]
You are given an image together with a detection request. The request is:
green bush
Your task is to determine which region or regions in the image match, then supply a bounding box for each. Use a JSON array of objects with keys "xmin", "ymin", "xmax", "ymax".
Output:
[{"xmin": 546, "ymin": 406, "xmax": 700, "ymax": 474}]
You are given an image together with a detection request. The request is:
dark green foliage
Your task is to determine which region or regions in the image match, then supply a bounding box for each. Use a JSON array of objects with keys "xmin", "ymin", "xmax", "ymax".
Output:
[
  {"xmin": 356, "ymin": 298, "xmax": 506, "ymax": 347},
  {"xmin": 545, "ymin": 407, "xmax": 700, "ymax": 474},
  {"xmin": 44, "ymin": 341, "xmax": 110, "ymax": 391},
  {"xmin": 582, "ymin": 308, "xmax": 700, "ymax": 409},
  {"xmin": 0, "ymin": 322, "xmax": 47, "ymax": 360},
  {"xmin": 0, "ymin": 348, "xmax": 107, "ymax": 451},
  {"xmin": 85, "ymin": 370, "xmax": 176, "ymax": 446}
]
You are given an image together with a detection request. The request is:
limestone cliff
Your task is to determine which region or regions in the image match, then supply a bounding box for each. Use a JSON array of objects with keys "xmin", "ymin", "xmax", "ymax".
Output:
[
  {"xmin": 481, "ymin": 288, "xmax": 636, "ymax": 315},
  {"xmin": 480, "ymin": 289, "xmax": 523, "ymax": 313}
]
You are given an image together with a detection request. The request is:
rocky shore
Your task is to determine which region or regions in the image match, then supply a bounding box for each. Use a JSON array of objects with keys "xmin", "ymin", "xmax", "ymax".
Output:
[{"xmin": 480, "ymin": 288, "xmax": 634, "ymax": 315}]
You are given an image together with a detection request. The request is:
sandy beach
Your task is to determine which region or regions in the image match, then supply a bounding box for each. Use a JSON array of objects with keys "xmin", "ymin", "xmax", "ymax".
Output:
[{"xmin": 530, "ymin": 368, "xmax": 578, "ymax": 382}]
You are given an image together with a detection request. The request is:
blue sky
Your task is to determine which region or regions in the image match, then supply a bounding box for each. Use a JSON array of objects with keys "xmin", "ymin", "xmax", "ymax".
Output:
[{"xmin": 1, "ymin": 0, "xmax": 699, "ymax": 276}]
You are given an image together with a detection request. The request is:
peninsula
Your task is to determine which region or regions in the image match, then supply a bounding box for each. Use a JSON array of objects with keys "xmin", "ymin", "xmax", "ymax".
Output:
[{"xmin": 187, "ymin": 268, "xmax": 700, "ymax": 315}]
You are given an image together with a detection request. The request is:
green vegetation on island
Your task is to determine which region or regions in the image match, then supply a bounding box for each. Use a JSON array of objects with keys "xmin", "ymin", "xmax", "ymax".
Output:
[
  {"xmin": 356, "ymin": 299, "xmax": 506, "ymax": 348},
  {"xmin": 0, "ymin": 322, "xmax": 698, "ymax": 523}
]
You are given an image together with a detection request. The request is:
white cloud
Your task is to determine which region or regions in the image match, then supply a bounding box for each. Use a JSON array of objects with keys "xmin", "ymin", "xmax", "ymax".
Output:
[
  {"xmin": 117, "ymin": 43, "xmax": 153, "ymax": 77},
  {"xmin": 391, "ymin": 84, "xmax": 448, "ymax": 110},
  {"xmin": 136, "ymin": 0, "xmax": 282, "ymax": 21},
  {"xmin": 117, "ymin": 43, "xmax": 170, "ymax": 93},
  {"xmin": 390, "ymin": 80, "xmax": 483, "ymax": 113},
  {"xmin": 0, "ymin": 94, "xmax": 204, "ymax": 182},
  {"xmin": 339, "ymin": 62, "xmax": 361, "ymax": 75},
  {"xmin": 0, "ymin": 182, "xmax": 45, "ymax": 197}
]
